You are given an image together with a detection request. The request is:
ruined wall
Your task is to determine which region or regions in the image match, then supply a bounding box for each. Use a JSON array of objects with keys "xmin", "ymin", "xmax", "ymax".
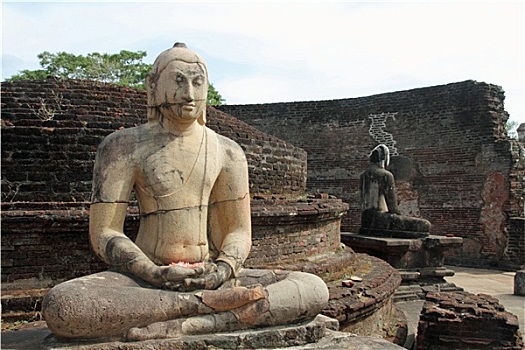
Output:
[
  {"xmin": 248, "ymin": 196, "xmax": 346, "ymax": 267},
  {"xmin": 220, "ymin": 80, "xmax": 524, "ymax": 269},
  {"xmin": 1, "ymin": 78, "xmax": 306, "ymax": 203},
  {"xmin": 417, "ymin": 291, "xmax": 523, "ymax": 349}
]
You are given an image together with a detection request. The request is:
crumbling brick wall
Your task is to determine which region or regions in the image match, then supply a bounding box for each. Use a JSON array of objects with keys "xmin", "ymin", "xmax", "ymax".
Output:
[
  {"xmin": 1, "ymin": 78, "xmax": 306, "ymax": 203},
  {"xmin": 416, "ymin": 291, "xmax": 523, "ymax": 349},
  {"xmin": 0, "ymin": 202, "xmax": 107, "ymax": 282},
  {"xmin": 219, "ymin": 80, "xmax": 524, "ymax": 269}
]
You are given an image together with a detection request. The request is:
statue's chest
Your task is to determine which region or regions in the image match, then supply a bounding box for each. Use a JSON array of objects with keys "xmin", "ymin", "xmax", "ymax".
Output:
[{"xmin": 137, "ymin": 135, "xmax": 217, "ymax": 197}]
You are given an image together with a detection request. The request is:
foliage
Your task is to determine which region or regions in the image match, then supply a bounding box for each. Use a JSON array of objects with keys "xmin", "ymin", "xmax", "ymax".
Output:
[
  {"xmin": 7, "ymin": 50, "xmax": 225, "ymax": 105},
  {"xmin": 208, "ymin": 83, "xmax": 225, "ymax": 106},
  {"xmin": 8, "ymin": 50, "xmax": 151, "ymax": 89},
  {"xmin": 506, "ymin": 119, "xmax": 519, "ymax": 139}
]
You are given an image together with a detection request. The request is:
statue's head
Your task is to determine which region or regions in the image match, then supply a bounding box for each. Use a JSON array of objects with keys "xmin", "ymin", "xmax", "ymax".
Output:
[
  {"xmin": 369, "ymin": 144, "xmax": 390, "ymax": 167},
  {"xmin": 146, "ymin": 43, "xmax": 208, "ymax": 125}
]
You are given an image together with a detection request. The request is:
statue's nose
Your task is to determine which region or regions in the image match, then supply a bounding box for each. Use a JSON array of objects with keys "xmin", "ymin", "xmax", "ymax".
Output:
[{"xmin": 180, "ymin": 84, "xmax": 194, "ymax": 102}]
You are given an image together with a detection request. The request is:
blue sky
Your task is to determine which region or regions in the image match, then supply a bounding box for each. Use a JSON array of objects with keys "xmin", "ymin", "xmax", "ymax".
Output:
[{"xmin": 2, "ymin": 1, "xmax": 524, "ymax": 127}]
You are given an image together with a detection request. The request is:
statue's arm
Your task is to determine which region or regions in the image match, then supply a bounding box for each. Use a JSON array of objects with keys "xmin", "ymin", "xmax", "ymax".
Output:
[
  {"xmin": 384, "ymin": 171, "xmax": 401, "ymax": 215},
  {"xmin": 90, "ymin": 202, "xmax": 169, "ymax": 286},
  {"xmin": 208, "ymin": 143, "xmax": 252, "ymax": 276}
]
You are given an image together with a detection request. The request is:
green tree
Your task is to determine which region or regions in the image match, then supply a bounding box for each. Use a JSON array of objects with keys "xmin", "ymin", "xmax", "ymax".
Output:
[
  {"xmin": 208, "ymin": 83, "xmax": 225, "ymax": 106},
  {"xmin": 8, "ymin": 50, "xmax": 151, "ymax": 89},
  {"xmin": 7, "ymin": 50, "xmax": 225, "ymax": 105}
]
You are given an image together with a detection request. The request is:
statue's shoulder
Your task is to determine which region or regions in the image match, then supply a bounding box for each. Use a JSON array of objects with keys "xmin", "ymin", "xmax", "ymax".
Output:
[
  {"xmin": 208, "ymin": 127, "xmax": 246, "ymax": 158},
  {"xmin": 206, "ymin": 127, "xmax": 244, "ymax": 154},
  {"xmin": 362, "ymin": 166, "xmax": 395, "ymax": 182},
  {"xmin": 97, "ymin": 124, "xmax": 149, "ymax": 155}
]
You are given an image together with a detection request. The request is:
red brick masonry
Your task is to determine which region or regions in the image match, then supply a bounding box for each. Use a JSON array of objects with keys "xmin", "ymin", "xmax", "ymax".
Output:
[{"xmin": 417, "ymin": 291, "xmax": 524, "ymax": 349}]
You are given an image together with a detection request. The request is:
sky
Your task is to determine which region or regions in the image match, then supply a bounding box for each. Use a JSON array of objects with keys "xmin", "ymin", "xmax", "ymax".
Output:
[{"xmin": 2, "ymin": 1, "xmax": 524, "ymax": 128}]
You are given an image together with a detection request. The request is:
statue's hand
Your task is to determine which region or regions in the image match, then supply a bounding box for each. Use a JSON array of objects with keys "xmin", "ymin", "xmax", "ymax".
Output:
[
  {"xmin": 164, "ymin": 262, "xmax": 232, "ymax": 292},
  {"xmin": 141, "ymin": 263, "xmax": 205, "ymax": 288}
]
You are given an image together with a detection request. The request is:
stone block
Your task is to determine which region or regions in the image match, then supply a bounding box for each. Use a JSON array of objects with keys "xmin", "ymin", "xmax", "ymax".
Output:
[
  {"xmin": 514, "ymin": 270, "xmax": 525, "ymax": 296},
  {"xmin": 40, "ymin": 315, "xmax": 336, "ymax": 350}
]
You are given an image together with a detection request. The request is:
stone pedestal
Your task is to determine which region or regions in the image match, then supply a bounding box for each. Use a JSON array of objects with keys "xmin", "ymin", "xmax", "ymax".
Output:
[
  {"xmin": 41, "ymin": 315, "xmax": 332, "ymax": 350},
  {"xmin": 341, "ymin": 233, "xmax": 462, "ymax": 273},
  {"xmin": 341, "ymin": 233, "xmax": 463, "ymax": 300},
  {"xmin": 40, "ymin": 315, "xmax": 405, "ymax": 350},
  {"xmin": 515, "ymin": 270, "xmax": 525, "ymax": 296}
]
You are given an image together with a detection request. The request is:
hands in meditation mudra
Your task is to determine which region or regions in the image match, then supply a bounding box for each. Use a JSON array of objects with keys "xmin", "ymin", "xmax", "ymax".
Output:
[{"xmin": 42, "ymin": 43, "xmax": 329, "ymax": 341}]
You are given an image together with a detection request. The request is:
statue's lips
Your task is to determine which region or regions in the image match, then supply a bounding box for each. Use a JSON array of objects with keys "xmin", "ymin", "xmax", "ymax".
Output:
[{"xmin": 182, "ymin": 104, "xmax": 196, "ymax": 111}]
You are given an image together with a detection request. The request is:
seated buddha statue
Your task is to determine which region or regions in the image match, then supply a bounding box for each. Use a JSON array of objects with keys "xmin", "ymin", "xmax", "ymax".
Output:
[
  {"xmin": 359, "ymin": 144, "xmax": 431, "ymax": 238},
  {"xmin": 42, "ymin": 43, "xmax": 329, "ymax": 341}
]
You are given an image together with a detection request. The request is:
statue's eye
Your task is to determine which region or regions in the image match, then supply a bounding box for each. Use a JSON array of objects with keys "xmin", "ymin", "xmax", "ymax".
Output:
[
  {"xmin": 193, "ymin": 76, "xmax": 204, "ymax": 87},
  {"xmin": 175, "ymin": 74, "xmax": 185, "ymax": 84}
]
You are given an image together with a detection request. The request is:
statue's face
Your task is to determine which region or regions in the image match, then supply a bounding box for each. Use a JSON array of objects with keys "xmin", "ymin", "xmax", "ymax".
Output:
[{"xmin": 153, "ymin": 60, "xmax": 207, "ymax": 123}]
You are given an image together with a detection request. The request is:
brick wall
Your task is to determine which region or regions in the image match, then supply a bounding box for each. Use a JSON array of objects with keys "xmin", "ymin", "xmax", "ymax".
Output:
[
  {"xmin": 1, "ymin": 78, "xmax": 306, "ymax": 203},
  {"xmin": 247, "ymin": 197, "xmax": 347, "ymax": 267},
  {"xmin": 1, "ymin": 198, "xmax": 348, "ymax": 284},
  {"xmin": 206, "ymin": 109, "xmax": 307, "ymax": 196},
  {"xmin": 417, "ymin": 291, "xmax": 523, "ymax": 349},
  {"xmin": 219, "ymin": 80, "xmax": 524, "ymax": 269},
  {"xmin": 1, "ymin": 203, "xmax": 108, "ymax": 283}
]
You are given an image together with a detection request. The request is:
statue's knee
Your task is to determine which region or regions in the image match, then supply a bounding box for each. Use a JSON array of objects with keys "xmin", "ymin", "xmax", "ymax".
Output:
[
  {"xmin": 288, "ymin": 271, "xmax": 329, "ymax": 309},
  {"xmin": 297, "ymin": 272, "xmax": 329, "ymax": 301},
  {"xmin": 43, "ymin": 283, "xmax": 89, "ymax": 338}
]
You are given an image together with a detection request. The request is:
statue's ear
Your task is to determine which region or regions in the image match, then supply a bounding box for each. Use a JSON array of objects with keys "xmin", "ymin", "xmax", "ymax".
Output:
[
  {"xmin": 146, "ymin": 72, "xmax": 160, "ymax": 122},
  {"xmin": 146, "ymin": 73, "xmax": 156, "ymax": 106},
  {"xmin": 146, "ymin": 73, "xmax": 154, "ymax": 92},
  {"xmin": 198, "ymin": 108, "xmax": 206, "ymax": 125}
]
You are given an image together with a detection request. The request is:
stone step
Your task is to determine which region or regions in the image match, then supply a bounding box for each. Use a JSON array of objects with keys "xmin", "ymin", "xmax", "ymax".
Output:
[
  {"xmin": 2, "ymin": 310, "xmax": 42, "ymax": 323},
  {"xmin": 393, "ymin": 283, "xmax": 464, "ymax": 302},
  {"xmin": 1, "ymin": 288, "xmax": 48, "ymax": 322}
]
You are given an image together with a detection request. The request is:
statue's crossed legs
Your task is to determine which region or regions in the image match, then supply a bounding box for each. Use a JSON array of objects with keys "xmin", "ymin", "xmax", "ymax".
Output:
[{"xmin": 43, "ymin": 269, "xmax": 329, "ymax": 341}]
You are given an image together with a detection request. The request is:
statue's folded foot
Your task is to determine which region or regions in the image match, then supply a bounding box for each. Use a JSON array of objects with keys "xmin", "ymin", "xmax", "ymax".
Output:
[
  {"xmin": 126, "ymin": 319, "xmax": 183, "ymax": 341},
  {"xmin": 200, "ymin": 284, "xmax": 267, "ymax": 311}
]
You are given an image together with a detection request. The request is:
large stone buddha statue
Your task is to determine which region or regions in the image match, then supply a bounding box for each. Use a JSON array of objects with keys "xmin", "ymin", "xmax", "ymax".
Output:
[{"xmin": 42, "ymin": 43, "xmax": 329, "ymax": 341}]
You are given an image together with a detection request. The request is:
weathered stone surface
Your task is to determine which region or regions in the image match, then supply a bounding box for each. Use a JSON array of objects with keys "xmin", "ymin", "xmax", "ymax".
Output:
[
  {"xmin": 275, "ymin": 333, "xmax": 406, "ymax": 349},
  {"xmin": 200, "ymin": 285, "xmax": 266, "ymax": 312},
  {"xmin": 342, "ymin": 233, "xmax": 464, "ymax": 299},
  {"xmin": 41, "ymin": 315, "xmax": 331, "ymax": 350},
  {"xmin": 342, "ymin": 233, "xmax": 462, "ymax": 271},
  {"xmin": 322, "ymin": 253, "xmax": 402, "ymax": 336},
  {"xmin": 40, "ymin": 320, "xmax": 407, "ymax": 350}
]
